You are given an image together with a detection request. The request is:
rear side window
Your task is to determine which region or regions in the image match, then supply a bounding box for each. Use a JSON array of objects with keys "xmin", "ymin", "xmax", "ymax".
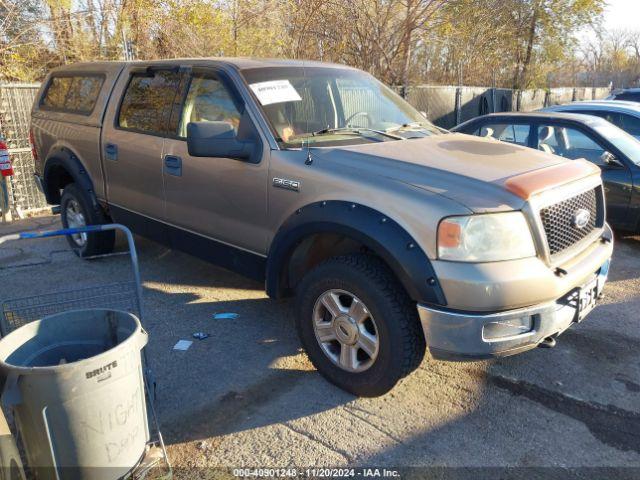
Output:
[
  {"xmin": 619, "ymin": 113, "xmax": 640, "ymax": 137},
  {"xmin": 41, "ymin": 75, "xmax": 104, "ymax": 114},
  {"xmin": 476, "ymin": 123, "xmax": 530, "ymax": 146},
  {"xmin": 118, "ymin": 71, "xmax": 182, "ymax": 135},
  {"xmin": 576, "ymin": 109, "xmax": 621, "ymax": 126},
  {"xmin": 577, "ymin": 110, "xmax": 640, "ymax": 137}
]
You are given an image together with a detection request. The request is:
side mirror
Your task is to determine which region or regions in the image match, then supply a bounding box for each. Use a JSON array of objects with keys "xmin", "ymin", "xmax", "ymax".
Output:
[
  {"xmin": 599, "ymin": 151, "xmax": 624, "ymax": 168},
  {"xmin": 187, "ymin": 121, "xmax": 254, "ymax": 160}
]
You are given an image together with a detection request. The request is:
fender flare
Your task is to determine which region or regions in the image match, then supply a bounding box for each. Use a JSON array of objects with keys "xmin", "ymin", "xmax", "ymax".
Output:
[
  {"xmin": 266, "ymin": 201, "xmax": 447, "ymax": 306},
  {"xmin": 42, "ymin": 147, "xmax": 100, "ymax": 210}
]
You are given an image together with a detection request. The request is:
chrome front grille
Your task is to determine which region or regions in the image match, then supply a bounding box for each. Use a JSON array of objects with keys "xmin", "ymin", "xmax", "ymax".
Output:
[{"xmin": 540, "ymin": 188, "xmax": 600, "ymax": 256}]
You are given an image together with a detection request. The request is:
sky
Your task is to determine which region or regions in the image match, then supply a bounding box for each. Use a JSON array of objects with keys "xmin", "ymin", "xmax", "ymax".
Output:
[
  {"xmin": 601, "ymin": 0, "xmax": 640, "ymax": 32},
  {"xmin": 577, "ymin": 0, "xmax": 640, "ymax": 48}
]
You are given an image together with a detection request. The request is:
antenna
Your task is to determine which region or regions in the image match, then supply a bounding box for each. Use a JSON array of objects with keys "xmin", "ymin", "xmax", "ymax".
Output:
[
  {"xmin": 305, "ymin": 139, "xmax": 313, "ymax": 165},
  {"xmin": 303, "ymin": 61, "xmax": 313, "ymax": 166}
]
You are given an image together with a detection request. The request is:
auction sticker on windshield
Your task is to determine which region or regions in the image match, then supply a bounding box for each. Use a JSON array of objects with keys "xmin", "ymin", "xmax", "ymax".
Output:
[{"xmin": 250, "ymin": 80, "xmax": 302, "ymax": 105}]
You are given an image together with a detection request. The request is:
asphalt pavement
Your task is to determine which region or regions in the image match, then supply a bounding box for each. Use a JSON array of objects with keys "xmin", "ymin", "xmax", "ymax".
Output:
[{"xmin": 0, "ymin": 215, "xmax": 638, "ymax": 477}]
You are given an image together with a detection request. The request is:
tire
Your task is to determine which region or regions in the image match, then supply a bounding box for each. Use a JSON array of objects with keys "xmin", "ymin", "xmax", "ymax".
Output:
[
  {"xmin": 295, "ymin": 254, "xmax": 426, "ymax": 397},
  {"xmin": 60, "ymin": 183, "xmax": 115, "ymax": 257}
]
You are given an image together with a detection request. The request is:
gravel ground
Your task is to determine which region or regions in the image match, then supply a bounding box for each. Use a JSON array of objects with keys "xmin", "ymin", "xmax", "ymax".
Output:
[{"xmin": 0, "ymin": 215, "xmax": 638, "ymax": 477}]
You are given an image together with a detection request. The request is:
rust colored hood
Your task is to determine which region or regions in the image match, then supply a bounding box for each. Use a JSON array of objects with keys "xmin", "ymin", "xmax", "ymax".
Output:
[{"xmin": 503, "ymin": 159, "xmax": 600, "ymax": 199}]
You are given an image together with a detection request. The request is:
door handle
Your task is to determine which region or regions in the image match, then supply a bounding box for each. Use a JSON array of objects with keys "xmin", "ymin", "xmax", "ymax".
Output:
[
  {"xmin": 163, "ymin": 155, "xmax": 182, "ymax": 176},
  {"xmin": 104, "ymin": 143, "xmax": 118, "ymax": 161}
]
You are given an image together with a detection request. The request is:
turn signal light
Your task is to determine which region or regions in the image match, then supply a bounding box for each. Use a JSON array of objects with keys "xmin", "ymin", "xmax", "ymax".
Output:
[{"xmin": 437, "ymin": 220, "xmax": 461, "ymax": 248}]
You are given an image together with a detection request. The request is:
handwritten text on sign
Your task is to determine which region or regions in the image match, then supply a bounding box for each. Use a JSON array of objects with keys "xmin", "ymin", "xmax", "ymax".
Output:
[{"xmin": 249, "ymin": 80, "xmax": 302, "ymax": 106}]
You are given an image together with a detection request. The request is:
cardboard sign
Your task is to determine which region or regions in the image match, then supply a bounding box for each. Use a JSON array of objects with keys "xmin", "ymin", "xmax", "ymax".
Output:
[{"xmin": 249, "ymin": 80, "xmax": 302, "ymax": 106}]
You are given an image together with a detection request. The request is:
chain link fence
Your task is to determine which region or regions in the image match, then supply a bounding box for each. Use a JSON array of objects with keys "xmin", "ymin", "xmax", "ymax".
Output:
[
  {"xmin": 404, "ymin": 86, "xmax": 458, "ymax": 129},
  {"xmin": 402, "ymin": 85, "xmax": 610, "ymax": 129},
  {"xmin": 0, "ymin": 81, "xmax": 613, "ymax": 221},
  {"xmin": 0, "ymin": 84, "xmax": 48, "ymax": 217}
]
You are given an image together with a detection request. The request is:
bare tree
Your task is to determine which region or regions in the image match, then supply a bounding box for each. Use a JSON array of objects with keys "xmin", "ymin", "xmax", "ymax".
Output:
[{"xmin": 0, "ymin": 0, "xmax": 620, "ymax": 88}]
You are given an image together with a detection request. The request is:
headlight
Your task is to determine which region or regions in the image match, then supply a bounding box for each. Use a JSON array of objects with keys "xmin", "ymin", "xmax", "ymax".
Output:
[{"xmin": 437, "ymin": 212, "xmax": 536, "ymax": 262}]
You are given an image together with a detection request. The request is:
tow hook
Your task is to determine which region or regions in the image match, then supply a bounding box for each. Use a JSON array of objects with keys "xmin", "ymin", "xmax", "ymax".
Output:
[
  {"xmin": 554, "ymin": 267, "xmax": 568, "ymax": 277},
  {"xmin": 538, "ymin": 336, "xmax": 557, "ymax": 348}
]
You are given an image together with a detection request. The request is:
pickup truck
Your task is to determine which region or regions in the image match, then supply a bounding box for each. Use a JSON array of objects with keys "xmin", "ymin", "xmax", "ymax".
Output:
[{"xmin": 30, "ymin": 59, "xmax": 613, "ymax": 396}]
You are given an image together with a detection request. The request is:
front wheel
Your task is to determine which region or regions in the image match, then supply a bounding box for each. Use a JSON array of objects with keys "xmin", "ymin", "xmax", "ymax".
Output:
[
  {"xmin": 295, "ymin": 254, "xmax": 426, "ymax": 397},
  {"xmin": 60, "ymin": 183, "xmax": 115, "ymax": 257}
]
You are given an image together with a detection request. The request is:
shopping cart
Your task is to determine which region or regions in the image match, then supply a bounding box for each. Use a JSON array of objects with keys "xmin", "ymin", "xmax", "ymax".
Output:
[{"xmin": 0, "ymin": 223, "xmax": 171, "ymax": 479}]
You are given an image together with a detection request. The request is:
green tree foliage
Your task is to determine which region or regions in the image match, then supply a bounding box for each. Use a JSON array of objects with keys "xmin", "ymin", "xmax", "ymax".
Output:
[
  {"xmin": 416, "ymin": 0, "xmax": 606, "ymax": 88},
  {"xmin": 581, "ymin": 27, "xmax": 640, "ymax": 88},
  {"xmin": 507, "ymin": 0, "xmax": 606, "ymax": 89},
  {"xmin": 1, "ymin": 0, "xmax": 56, "ymax": 81},
  {"xmin": 0, "ymin": 0, "xmax": 633, "ymax": 88}
]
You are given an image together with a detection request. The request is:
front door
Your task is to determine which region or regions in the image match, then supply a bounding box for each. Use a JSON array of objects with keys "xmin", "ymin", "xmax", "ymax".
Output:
[
  {"xmin": 162, "ymin": 70, "xmax": 270, "ymax": 258},
  {"xmin": 102, "ymin": 68, "xmax": 183, "ymax": 222}
]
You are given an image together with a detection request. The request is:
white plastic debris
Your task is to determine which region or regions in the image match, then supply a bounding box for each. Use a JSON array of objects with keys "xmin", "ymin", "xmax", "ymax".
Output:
[{"xmin": 173, "ymin": 340, "xmax": 193, "ymax": 351}]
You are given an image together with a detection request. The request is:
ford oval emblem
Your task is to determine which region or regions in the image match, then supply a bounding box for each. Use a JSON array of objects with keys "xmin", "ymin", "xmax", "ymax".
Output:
[{"xmin": 573, "ymin": 209, "xmax": 590, "ymax": 229}]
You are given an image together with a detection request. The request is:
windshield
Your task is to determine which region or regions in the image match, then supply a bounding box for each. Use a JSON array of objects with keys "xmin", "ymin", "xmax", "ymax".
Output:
[
  {"xmin": 593, "ymin": 122, "xmax": 640, "ymax": 166},
  {"xmin": 241, "ymin": 66, "xmax": 442, "ymax": 148}
]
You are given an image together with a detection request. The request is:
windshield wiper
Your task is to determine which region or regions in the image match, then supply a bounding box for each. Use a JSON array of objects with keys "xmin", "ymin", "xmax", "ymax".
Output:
[
  {"xmin": 386, "ymin": 122, "xmax": 448, "ymax": 135},
  {"xmin": 312, "ymin": 126, "xmax": 404, "ymax": 141}
]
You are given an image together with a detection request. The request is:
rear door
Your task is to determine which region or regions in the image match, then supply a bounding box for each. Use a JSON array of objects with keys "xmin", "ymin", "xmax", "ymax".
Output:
[{"xmin": 102, "ymin": 66, "xmax": 183, "ymax": 223}]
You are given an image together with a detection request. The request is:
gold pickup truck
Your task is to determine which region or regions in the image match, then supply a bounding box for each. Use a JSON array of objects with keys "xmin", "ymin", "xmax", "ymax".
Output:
[{"xmin": 31, "ymin": 58, "xmax": 613, "ymax": 396}]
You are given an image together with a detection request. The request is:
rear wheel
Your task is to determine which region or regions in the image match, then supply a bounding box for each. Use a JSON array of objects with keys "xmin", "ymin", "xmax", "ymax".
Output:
[
  {"xmin": 60, "ymin": 183, "xmax": 114, "ymax": 257},
  {"xmin": 295, "ymin": 254, "xmax": 425, "ymax": 397}
]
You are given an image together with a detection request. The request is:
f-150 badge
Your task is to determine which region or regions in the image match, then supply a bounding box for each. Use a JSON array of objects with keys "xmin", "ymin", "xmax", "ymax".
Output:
[{"xmin": 273, "ymin": 177, "xmax": 300, "ymax": 192}]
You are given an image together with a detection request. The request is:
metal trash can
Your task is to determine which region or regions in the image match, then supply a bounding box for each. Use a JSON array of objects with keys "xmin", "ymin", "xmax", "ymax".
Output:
[{"xmin": 0, "ymin": 308, "xmax": 149, "ymax": 480}]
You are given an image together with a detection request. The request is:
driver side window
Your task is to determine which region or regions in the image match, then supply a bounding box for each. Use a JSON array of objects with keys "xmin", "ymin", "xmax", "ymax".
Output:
[{"xmin": 179, "ymin": 75, "xmax": 241, "ymax": 138}]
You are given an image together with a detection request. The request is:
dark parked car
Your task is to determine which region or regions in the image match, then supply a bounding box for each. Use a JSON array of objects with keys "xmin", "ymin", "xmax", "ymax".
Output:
[
  {"xmin": 541, "ymin": 101, "xmax": 640, "ymax": 140},
  {"xmin": 453, "ymin": 112, "xmax": 640, "ymax": 231},
  {"xmin": 606, "ymin": 88, "xmax": 640, "ymax": 103}
]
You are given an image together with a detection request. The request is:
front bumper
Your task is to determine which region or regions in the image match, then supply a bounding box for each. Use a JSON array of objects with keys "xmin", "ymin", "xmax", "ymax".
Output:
[
  {"xmin": 431, "ymin": 224, "xmax": 614, "ymax": 312},
  {"xmin": 418, "ymin": 258, "xmax": 611, "ymax": 360}
]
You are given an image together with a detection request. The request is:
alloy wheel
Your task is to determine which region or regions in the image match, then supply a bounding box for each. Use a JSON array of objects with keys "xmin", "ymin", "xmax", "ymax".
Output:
[
  {"xmin": 312, "ymin": 289, "xmax": 380, "ymax": 373},
  {"xmin": 65, "ymin": 199, "xmax": 87, "ymax": 247}
]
